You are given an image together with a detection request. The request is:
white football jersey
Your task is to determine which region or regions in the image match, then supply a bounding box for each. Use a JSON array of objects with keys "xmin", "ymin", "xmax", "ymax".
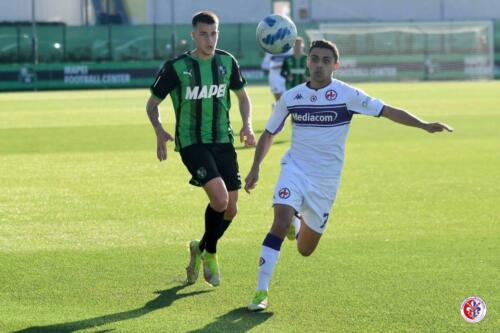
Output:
[
  {"xmin": 266, "ymin": 79, "xmax": 385, "ymax": 198},
  {"xmin": 261, "ymin": 50, "xmax": 293, "ymax": 75}
]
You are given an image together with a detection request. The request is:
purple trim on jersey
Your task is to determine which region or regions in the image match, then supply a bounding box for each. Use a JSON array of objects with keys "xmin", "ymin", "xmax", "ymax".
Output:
[
  {"xmin": 287, "ymin": 104, "xmax": 346, "ymax": 110},
  {"xmin": 267, "ymin": 113, "xmax": 289, "ymax": 135},
  {"xmin": 288, "ymin": 104, "xmax": 353, "ymax": 127},
  {"xmin": 294, "ymin": 121, "xmax": 351, "ymax": 128},
  {"xmin": 348, "ymin": 103, "xmax": 385, "ymax": 117},
  {"xmin": 376, "ymin": 104, "xmax": 385, "ymax": 117}
]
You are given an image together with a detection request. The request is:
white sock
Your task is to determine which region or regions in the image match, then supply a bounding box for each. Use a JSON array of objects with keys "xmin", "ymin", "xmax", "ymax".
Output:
[
  {"xmin": 256, "ymin": 233, "xmax": 283, "ymax": 291},
  {"xmin": 293, "ymin": 217, "xmax": 301, "ymax": 239},
  {"xmin": 257, "ymin": 246, "xmax": 280, "ymax": 291}
]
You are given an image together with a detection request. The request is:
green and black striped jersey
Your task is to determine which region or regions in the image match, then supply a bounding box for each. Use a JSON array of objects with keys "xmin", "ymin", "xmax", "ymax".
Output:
[
  {"xmin": 280, "ymin": 54, "xmax": 309, "ymax": 90},
  {"xmin": 150, "ymin": 49, "xmax": 246, "ymax": 151}
]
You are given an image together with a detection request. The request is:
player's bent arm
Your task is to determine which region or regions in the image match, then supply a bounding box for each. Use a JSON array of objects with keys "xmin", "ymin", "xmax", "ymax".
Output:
[{"xmin": 381, "ymin": 105, "xmax": 453, "ymax": 133}]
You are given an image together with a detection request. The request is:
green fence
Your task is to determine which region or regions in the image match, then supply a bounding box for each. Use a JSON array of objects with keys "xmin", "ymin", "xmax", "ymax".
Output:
[
  {"xmin": 0, "ymin": 21, "xmax": 499, "ymax": 91},
  {"xmin": 0, "ymin": 22, "xmax": 317, "ymax": 66}
]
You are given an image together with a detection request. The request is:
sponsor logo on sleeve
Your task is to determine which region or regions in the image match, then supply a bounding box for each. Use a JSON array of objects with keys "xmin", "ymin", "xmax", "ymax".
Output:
[{"xmin": 362, "ymin": 96, "xmax": 372, "ymax": 108}]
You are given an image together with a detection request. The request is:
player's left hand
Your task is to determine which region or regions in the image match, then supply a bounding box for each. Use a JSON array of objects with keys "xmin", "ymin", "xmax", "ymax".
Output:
[
  {"xmin": 240, "ymin": 126, "xmax": 256, "ymax": 147},
  {"xmin": 244, "ymin": 167, "xmax": 259, "ymax": 193},
  {"xmin": 423, "ymin": 122, "xmax": 454, "ymax": 133}
]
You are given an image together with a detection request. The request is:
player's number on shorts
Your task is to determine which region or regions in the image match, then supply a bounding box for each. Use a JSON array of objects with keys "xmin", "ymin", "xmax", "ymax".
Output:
[{"xmin": 320, "ymin": 213, "xmax": 329, "ymax": 229}]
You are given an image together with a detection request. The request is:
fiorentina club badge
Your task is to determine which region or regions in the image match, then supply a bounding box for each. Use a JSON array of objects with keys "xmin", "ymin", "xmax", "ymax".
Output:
[
  {"xmin": 325, "ymin": 89, "xmax": 337, "ymax": 101},
  {"xmin": 460, "ymin": 296, "xmax": 487, "ymax": 323},
  {"xmin": 278, "ymin": 187, "xmax": 290, "ymax": 199}
]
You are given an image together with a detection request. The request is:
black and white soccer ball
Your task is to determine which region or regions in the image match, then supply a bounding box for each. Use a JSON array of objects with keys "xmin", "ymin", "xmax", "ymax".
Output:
[{"xmin": 256, "ymin": 14, "xmax": 297, "ymax": 54}]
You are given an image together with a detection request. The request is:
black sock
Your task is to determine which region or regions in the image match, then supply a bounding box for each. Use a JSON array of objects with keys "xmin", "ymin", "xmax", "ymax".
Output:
[
  {"xmin": 217, "ymin": 219, "xmax": 232, "ymax": 239},
  {"xmin": 201, "ymin": 219, "xmax": 231, "ymax": 251},
  {"xmin": 199, "ymin": 234, "xmax": 206, "ymax": 252},
  {"xmin": 204, "ymin": 204, "xmax": 225, "ymax": 254}
]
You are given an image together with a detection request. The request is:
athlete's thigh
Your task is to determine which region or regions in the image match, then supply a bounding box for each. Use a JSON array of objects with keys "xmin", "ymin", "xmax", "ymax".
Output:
[
  {"xmin": 179, "ymin": 144, "xmax": 220, "ymax": 187},
  {"xmin": 297, "ymin": 192, "xmax": 335, "ymax": 255},
  {"xmin": 296, "ymin": 220, "xmax": 322, "ymax": 256},
  {"xmin": 272, "ymin": 164, "xmax": 303, "ymax": 214},
  {"xmin": 203, "ymin": 177, "xmax": 228, "ymax": 205},
  {"xmin": 212, "ymin": 143, "xmax": 241, "ymax": 192},
  {"xmin": 271, "ymin": 164, "xmax": 304, "ymax": 238}
]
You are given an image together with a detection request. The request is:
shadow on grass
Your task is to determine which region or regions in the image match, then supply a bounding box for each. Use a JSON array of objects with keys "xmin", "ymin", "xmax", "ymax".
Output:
[
  {"xmin": 186, "ymin": 307, "xmax": 273, "ymax": 333},
  {"xmin": 14, "ymin": 284, "xmax": 211, "ymax": 333}
]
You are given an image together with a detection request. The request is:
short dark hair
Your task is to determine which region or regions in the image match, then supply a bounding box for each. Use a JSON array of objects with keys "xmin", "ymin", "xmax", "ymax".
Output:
[
  {"xmin": 309, "ymin": 40, "xmax": 340, "ymax": 63},
  {"xmin": 192, "ymin": 11, "xmax": 219, "ymax": 27}
]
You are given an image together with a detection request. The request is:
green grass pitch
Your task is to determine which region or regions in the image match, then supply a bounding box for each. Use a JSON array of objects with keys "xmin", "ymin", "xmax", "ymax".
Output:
[{"xmin": 0, "ymin": 81, "xmax": 499, "ymax": 332}]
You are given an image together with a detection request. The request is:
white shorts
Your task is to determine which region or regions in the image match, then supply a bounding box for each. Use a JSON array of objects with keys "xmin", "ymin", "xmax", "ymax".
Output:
[
  {"xmin": 272, "ymin": 162, "xmax": 338, "ymax": 234},
  {"xmin": 268, "ymin": 72, "xmax": 286, "ymax": 95}
]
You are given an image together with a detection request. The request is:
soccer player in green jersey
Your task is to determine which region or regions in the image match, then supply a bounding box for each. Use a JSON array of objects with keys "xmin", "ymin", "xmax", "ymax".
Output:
[
  {"xmin": 145, "ymin": 11, "xmax": 256, "ymax": 287},
  {"xmin": 280, "ymin": 37, "xmax": 309, "ymax": 90}
]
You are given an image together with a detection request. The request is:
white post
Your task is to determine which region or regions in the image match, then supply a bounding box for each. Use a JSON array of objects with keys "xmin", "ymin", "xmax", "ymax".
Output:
[{"xmin": 31, "ymin": 0, "xmax": 38, "ymax": 64}]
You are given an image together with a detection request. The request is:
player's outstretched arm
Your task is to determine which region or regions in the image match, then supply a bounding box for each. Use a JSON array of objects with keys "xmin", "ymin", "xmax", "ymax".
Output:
[
  {"xmin": 234, "ymin": 88, "xmax": 257, "ymax": 147},
  {"xmin": 381, "ymin": 105, "xmax": 453, "ymax": 133},
  {"xmin": 146, "ymin": 96, "xmax": 173, "ymax": 161},
  {"xmin": 244, "ymin": 131, "xmax": 274, "ymax": 193}
]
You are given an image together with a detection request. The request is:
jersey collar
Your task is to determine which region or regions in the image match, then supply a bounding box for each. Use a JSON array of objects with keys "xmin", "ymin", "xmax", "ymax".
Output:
[{"xmin": 306, "ymin": 79, "xmax": 333, "ymax": 91}]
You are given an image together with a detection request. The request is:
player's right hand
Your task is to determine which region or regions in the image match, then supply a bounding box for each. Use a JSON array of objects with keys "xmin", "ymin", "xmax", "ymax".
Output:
[
  {"xmin": 244, "ymin": 168, "xmax": 259, "ymax": 193},
  {"xmin": 423, "ymin": 122, "xmax": 454, "ymax": 133},
  {"xmin": 155, "ymin": 128, "xmax": 173, "ymax": 161}
]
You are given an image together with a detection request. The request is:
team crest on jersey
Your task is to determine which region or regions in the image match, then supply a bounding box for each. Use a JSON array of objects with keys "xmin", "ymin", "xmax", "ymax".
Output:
[
  {"xmin": 310, "ymin": 95, "xmax": 317, "ymax": 102},
  {"xmin": 325, "ymin": 89, "xmax": 337, "ymax": 101},
  {"xmin": 196, "ymin": 167, "xmax": 207, "ymax": 180},
  {"xmin": 218, "ymin": 65, "xmax": 227, "ymax": 76},
  {"xmin": 278, "ymin": 187, "xmax": 290, "ymax": 199}
]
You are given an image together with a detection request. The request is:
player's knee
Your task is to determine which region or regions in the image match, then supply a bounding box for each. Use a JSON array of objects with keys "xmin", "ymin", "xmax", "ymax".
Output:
[
  {"xmin": 270, "ymin": 221, "xmax": 289, "ymax": 239},
  {"xmin": 297, "ymin": 245, "xmax": 314, "ymax": 257},
  {"xmin": 210, "ymin": 195, "xmax": 228, "ymax": 212}
]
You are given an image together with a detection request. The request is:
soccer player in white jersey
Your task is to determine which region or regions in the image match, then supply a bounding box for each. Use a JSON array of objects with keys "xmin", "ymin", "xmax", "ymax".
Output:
[
  {"xmin": 245, "ymin": 40, "xmax": 453, "ymax": 311},
  {"xmin": 261, "ymin": 49, "xmax": 293, "ymax": 101}
]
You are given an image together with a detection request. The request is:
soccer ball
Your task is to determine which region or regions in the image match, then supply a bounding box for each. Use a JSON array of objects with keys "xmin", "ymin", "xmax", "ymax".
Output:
[{"xmin": 256, "ymin": 14, "xmax": 297, "ymax": 54}]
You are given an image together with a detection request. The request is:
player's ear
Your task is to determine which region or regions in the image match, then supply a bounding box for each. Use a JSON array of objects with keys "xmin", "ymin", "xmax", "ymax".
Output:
[{"xmin": 334, "ymin": 62, "xmax": 340, "ymax": 70}]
